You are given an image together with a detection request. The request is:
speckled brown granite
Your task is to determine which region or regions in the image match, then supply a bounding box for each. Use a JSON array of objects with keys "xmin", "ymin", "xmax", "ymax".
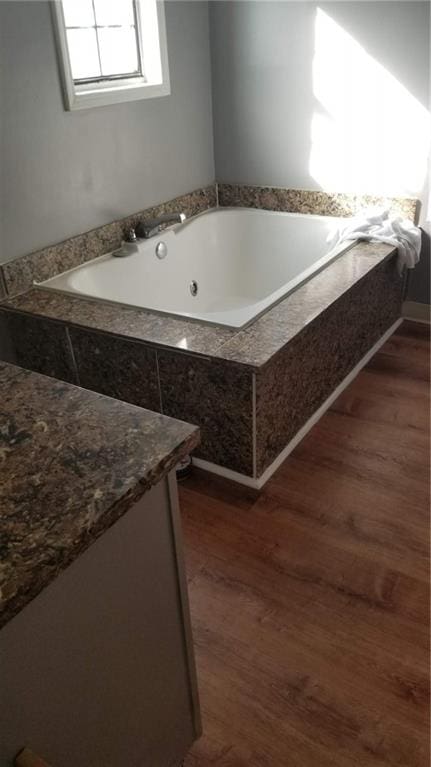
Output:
[
  {"xmin": 2, "ymin": 185, "xmax": 217, "ymax": 297},
  {"xmin": 3, "ymin": 312, "xmax": 78, "ymax": 384},
  {"xmin": 0, "ymin": 242, "xmax": 398, "ymax": 368},
  {"xmin": 0, "ymin": 362, "xmax": 199, "ymax": 628},
  {"xmin": 210, "ymin": 242, "xmax": 400, "ymax": 368},
  {"xmin": 0, "ymin": 242, "xmax": 403, "ymax": 481},
  {"xmin": 70, "ymin": 326, "xmax": 161, "ymax": 411},
  {"xmin": 1, "ymin": 289, "xmax": 235, "ymax": 357},
  {"xmin": 255, "ymin": 257, "xmax": 404, "ymax": 476},
  {"xmin": 157, "ymin": 350, "xmax": 253, "ymax": 475},
  {"xmin": 218, "ymin": 183, "xmax": 420, "ymax": 223}
]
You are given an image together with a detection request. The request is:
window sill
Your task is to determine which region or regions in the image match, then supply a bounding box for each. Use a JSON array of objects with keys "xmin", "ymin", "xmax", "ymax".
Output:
[{"xmin": 67, "ymin": 79, "xmax": 171, "ymax": 110}]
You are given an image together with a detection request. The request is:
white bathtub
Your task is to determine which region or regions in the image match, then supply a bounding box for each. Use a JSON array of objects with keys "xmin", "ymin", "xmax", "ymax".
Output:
[{"xmin": 39, "ymin": 209, "xmax": 354, "ymax": 328}]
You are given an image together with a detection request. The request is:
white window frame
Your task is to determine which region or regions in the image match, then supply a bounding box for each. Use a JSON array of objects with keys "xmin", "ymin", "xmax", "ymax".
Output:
[{"xmin": 51, "ymin": 0, "xmax": 170, "ymax": 111}]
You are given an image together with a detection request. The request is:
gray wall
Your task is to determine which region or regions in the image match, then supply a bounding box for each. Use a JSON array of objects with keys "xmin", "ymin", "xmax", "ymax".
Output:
[
  {"xmin": 0, "ymin": 1, "xmax": 214, "ymax": 264},
  {"xmin": 210, "ymin": 0, "xmax": 430, "ymax": 303},
  {"xmin": 210, "ymin": 1, "xmax": 429, "ymax": 192}
]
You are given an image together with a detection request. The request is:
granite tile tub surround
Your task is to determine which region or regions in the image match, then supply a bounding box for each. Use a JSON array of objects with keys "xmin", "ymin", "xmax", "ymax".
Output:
[
  {"xmin": 0, "ymin": 242, "xmax": 403, "ymax": 484},
  {"xmin": 157, "ymin": 350, "xmax": 254, "ymax": 475},
  {"xmin": 0, "ymin": 361, "xmax": 199, "ymax": 628},
  {"xmin": 255, "ymin": 257, "xmax": 404, "ymax": 476},
  {"xmin": 69, "ymin": 327, "xmax": 161, "ymax": 412},
  {"xmin": 218, "ymin": 183, "xmax": 420, "ymax": 223},
  {"xmin": 208, "ymin": 241, "xmax": 402, "ymax": 368},
  {"xmin": 2, "ymin": 185, "xmax": 217, "ymax": 298},
  {"xmin": 1, "ymin": 242, "xmax": 398, "ymax": 366},
  {"xmin": 0, "ymin": 288, "xmax": 236, "ymax": 358},
  {"xmin": 2, "ymin": 311, "xmax": 78, "ymax": 385},
  {"xmin": 0, "ymin": 311, "xmax": 252, "ymax": 474}
]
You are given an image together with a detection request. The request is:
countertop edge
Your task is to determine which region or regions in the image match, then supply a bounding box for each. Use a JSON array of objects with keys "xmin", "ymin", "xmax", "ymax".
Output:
[{"xmin": 0, "ymin": 425, "xmax": 198, "ymax": 631}]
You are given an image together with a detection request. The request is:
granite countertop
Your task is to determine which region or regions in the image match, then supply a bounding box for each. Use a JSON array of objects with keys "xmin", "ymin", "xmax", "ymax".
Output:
[
  {"xmin": 0, "ymin": 241, "xmax": 397, "ymax": 369},
  {"xmin": 0, "ymin": 362, "xmax": 199, "ymax": 629}
]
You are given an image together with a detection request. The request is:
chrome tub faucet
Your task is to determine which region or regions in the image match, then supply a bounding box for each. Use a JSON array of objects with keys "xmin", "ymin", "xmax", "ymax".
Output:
[{"xmin": 135, "ymin": 212, "xmax": 186, "ymax": 239}]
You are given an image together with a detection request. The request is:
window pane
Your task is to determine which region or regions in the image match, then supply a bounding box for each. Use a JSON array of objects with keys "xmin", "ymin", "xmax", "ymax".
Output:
[
  {"xmin": 66, "ymin": 28, "xmax": 101, "ymax": 80},
  {"xmin": 62, "ymin": 0, "xmax": 94, "ymax": 28},
  {"xmin": 93, "ymin": 0, "xmax": 135, "ymax": 27},
  {"xmin": 98, "ymin": 27, "xmax": 139, "ymax": 76}
]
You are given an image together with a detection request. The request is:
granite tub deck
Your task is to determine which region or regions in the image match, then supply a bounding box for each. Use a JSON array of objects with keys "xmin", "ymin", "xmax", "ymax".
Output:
[
  {"xmin": 0, "ymin": 241, "xmax": 404, "ymax": 487},
  {"xmin": 0, "ymin": 362, "xmax": 199, "ymax": 628}
]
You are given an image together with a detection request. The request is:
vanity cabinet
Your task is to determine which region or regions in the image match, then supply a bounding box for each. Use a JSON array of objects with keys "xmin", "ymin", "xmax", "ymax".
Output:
[{"xmin": 0, "ymin": 473, "xmax": 200, "ymax": 767}]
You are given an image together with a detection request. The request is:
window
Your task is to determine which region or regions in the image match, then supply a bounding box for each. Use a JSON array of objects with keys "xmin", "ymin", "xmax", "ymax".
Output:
[{"xmin": 51, "ymin": 0, "xmax": 170, "ymax": 110}]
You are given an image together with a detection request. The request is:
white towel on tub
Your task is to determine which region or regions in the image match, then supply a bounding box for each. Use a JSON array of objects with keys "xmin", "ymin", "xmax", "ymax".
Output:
[{"xmin": 334, "ymin": 208, "xmax": 422, "ymax": 274}]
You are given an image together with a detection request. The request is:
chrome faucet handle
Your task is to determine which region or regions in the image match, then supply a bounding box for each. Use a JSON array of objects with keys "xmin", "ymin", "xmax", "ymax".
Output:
[
  {"xmin": 135, "ymin": 212, "xmax": 186, "ymax": 239},
  {"xmin": 125, "ymin": 227, "xmax": 137, "ymax": 243},
  {"xmin": 153, "ymin": 212, "xmax": 186, "ymax": 225}
]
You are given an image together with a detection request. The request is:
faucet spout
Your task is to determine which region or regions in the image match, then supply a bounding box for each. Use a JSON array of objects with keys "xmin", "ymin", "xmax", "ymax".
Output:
[{"xmin": 136, "ymin": 212, "xmax": 186, "ymax": 239}]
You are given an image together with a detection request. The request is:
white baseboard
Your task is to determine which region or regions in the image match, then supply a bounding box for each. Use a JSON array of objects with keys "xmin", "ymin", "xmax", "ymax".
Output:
[
  {"xmin": 192, "ymin": 318, "xmax": 403, "ymax": 490},
  {"xmin": 402, "ymin": 301, "xmax": 430, "ymax": 324},
  {"xmin": 192, "ymin": 457, "xmax": 262, "ymax": 489}
]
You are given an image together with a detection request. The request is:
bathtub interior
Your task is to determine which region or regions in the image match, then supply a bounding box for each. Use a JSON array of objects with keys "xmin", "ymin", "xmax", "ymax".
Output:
[{"xmin": 38, "ymin": 209, "xmax": 353, "ymax": 329}]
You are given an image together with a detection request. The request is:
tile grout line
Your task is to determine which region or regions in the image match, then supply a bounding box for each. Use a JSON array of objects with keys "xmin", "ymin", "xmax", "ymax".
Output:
[
  {"xmin": 0, "ymin": 266, "xmax": 7, "ymax": 301},
  {"xmin": 155, "ymin": 350, "xmax": 164, "ymax": 415},
  {"xmin": 65, "ymin": 326, "xmax": 81, "ymax": 387},
  {"xmin": 252, "ymin": 371, "xmax": 257, "ymax": 480}
]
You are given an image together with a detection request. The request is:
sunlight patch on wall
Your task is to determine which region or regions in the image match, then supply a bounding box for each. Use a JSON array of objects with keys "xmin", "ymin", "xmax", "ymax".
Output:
[{"xmin": 310, "ymin": 9, "xmax": 430, "ymax": 196}]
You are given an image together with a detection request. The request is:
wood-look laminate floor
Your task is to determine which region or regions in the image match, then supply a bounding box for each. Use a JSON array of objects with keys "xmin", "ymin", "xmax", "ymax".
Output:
[{"xmin": 180, "ymin": 321, "xmax": 430, "ymax": 767}]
